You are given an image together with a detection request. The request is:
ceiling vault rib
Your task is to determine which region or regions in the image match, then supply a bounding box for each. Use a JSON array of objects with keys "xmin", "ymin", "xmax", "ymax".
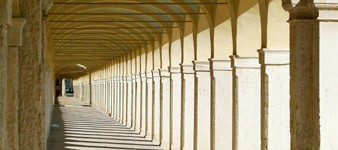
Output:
[
  {"xmin": 52, "ymin": 39, "xmax": 156, "ymax": 41},
  {"xmin": 48, "ymin": 13, "xmax": 205, "ymax": 15},
  {"xmin": 52, "ymin": 2, "xmax": 228, "ymax": 5},
  {"xmin": 49, "ymin": 0, "xmax": 223, "ymax": 76},
  {"xmin": 50, "ymin": 27, "xmax": 178, "ymax": 29},
  {"xmin": 49, "ymin": 20, "xmax": 191, "ymax": 23},
  {"xmin": 50, "ymin": 32, "xmax": 166, "ymax": 34}
]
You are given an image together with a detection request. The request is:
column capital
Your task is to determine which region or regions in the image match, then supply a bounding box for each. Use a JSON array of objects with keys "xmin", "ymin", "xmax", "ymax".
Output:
[
  {"xmin": 146, "ymin": 71, "xmax": 153, "ymax": 79},
  {"xmin": 140, "ymin": 72, "xmax": 147, "ymax": 78},
  {"xmin": 193, "ymin": 60, "xmax": 210, "ymax": 72},
  {"xmin": 209, "ymin": 59, "xmax": 232, "ymax": 71},
  {"xmin": 0, "ymin": 0, "xmax": 11, "ymax": 25},
  {"xmin": 168, "ymin": 67, "xmax": 181, "ymax": 74},
  {"xmin": 180, "ymin": 63, "xmax": 194, "ymax": 74},
  {"xmin": 230, "ymin": 55, "xmax": 260, "ymax": 69},
  {"xmin": 8, "ymin": 18, "xmax": 26, "ymax": 47},
  {"xmin": 159, "ymin": 69, "xmax": 170, "ymax": 77},
  {"xmin": 258, "ymin": 49, "xmax": 290, "ymax": 65},
  {"xmin": 152, "ymin": 70, "xmax": 160, "ymax": 77}
]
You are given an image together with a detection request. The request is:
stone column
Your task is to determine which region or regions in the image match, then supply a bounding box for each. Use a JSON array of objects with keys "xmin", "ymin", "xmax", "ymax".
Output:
[
  {"xmin": 6, "ymin": 18, "xmax": 26, "ymax": 150},
  {"xmin": 169, "ymin": 66, "xmax": 182, "ymax": 149},
  {"xmin": 180, "ymin": 64, "xmax": 194, "ymax": 150},
  {"xmin": 0, "ymin": 3, "xmax": 10, "ymax": 148},
  {"xmin": 18, "ymin": 0, "xmax": 48, "ymax": 148},
  {"xmin": 230, "ymin": 56, "xmax": 261, "ymax": 150},
  {"xmin": 152, "ymin": 70, "xmax": 161, "ymax": 145},
  {"xmin": 146, "ymin": 71, "xmax": 154, "ymax": 139},
  {"xmin": 122, "ymin": 75, "xmax": 127, "ymax": 125},
  {"xmin": 140, "ymin": 72, "xmax": 147, "ymax": 136},
  {"xmin": 285, "ymin": 2, "xmax": 338, "ymax": 149},
  {"xmin": 110, "ymin": 77, "xmax": 114, "ymax": 118},
  {"xmin": 104, "ymin": 79, "xmax": 108, "ymax": 115},
  {"xmin": 113, "ymin": 76, "xmax": 118, "ymax": 120},
  {"xmin": 209, "ymin": 59, "xmax": 233, "ymax": 150},
  {"xmin": 193, "ymin": 60, "xmax": 211, "ymax": 150},
  {"xmin": 135, "ymin": 73, "xmax": 142, "ymax": 133},
  {"xmin": 61, "ymin": 78, "xmax": 66, "ymax": 96},
  {"xmin": 258, "ymin": 49, "xmax": 290, "ymax": 150},
  {"xmin": 131, "ymin": 74, "xmax": 137, "ymax": 130},
  {"xmin": 126, "ymin": 75, "xmax": 133, "ymax": 128},
  {"xmin": 108, "ymin": 78, "xmax": 112, "ymax": 116},
  {"xmin": 159, "ymin": 69, "xmax": 170, "ymax": 149}
]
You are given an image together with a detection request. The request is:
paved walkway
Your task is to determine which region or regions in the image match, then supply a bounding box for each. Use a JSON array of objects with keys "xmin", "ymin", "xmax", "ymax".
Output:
[{"xmin": 47, "ymin": 97, "xmax": 163, "ymax": 150}]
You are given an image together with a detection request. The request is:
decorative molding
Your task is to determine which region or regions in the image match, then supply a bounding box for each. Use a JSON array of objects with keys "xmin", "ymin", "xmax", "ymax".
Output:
[
  {"xmin": 193, "ymin": 60, "xmax": 210, "ymax": 72},
  {"xmin": 209, "ymin": 59, "xmax": 232, "ymax": 71},
  {"xmin": 8, "ymin": 18, "xmax": 26, "ymax": 47},
  {"xmin": 230, "ymin": 55, "xmax": 260, "ymax": 69},
  {"xmin": 258, "ymin": 49, "xmax": 290, "ymax": 65}
]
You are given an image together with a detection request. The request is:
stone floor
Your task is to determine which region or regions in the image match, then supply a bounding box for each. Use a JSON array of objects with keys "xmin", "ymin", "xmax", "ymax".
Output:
[{"xmin": 47, "ymin": 97, "xmax": 163, "ymax": 150}]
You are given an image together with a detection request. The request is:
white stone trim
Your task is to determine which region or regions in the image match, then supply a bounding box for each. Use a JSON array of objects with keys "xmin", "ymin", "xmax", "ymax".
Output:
[
  {"xmin": 193, "ymin": 60, "xmax": 210, "ymax": 72},
  {"xmin": 168, "ymin": 66, "xmax": 181, "ymax": 74},
  {"xmin": 180, "ymin": 63, "xmax": 194, "ymax": 74},
  {"xmin": 230, "ymin": 55, "xmax": 260, "ymax": 69},
  {"xmin": 209, "ymin": 59, "xmax": 232, "ymax": 71},
  {"xmin": 258, "ymin": 49, "xmax": 290, "ymax": 65}
]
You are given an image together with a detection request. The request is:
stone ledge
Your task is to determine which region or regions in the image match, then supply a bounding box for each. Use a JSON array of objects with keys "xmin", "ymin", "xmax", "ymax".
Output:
[
  {"xmin": 152, "ymin": 70, "xmax": 160, "ymax": 77},
  {"xmin": 209, "ymin": 59, "xmax": 232, "ymax": 71},
  {"xmin": 159, "ymin": 69, "xmax": 170, "ymax": 77},
  {"xmin": 146, "ymin": 71, "xmax": 153, "ymax": 79},
  {"xmin": 168, "ymin": 67, "xmax": 181, "ymax": 74},
  {"xmin": 230, "ymin": 55, "xmax": 260, "ymax": 69},
  {"xmin": 180, "ymin": 63, "xmax": 194, "ymax": 74},
  {"xmin": 193, "ymin": 60, "xmax": 210, "ymax": 72},
  {"xmin": 258, "ymin": 49, "xmax": 290, "ymax": 65}
]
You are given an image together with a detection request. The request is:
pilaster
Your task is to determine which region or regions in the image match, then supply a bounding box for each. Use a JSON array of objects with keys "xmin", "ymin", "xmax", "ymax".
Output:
[
  {"xmin": 0, "ymin": 16, "xmax": 9, "ymax": 150},
  {"xmin": 159, "ymin": 68, "xmax": 170, "ymax": 149},
  {"xmin": 180, "ymin": 63, "xmax": 195, "ymax": 150},
  {"xmin": 152, "ymin": 70, "xmax": 161, "ymax": 145},
  {"xmin": 168, "ymin": 66, "xmax": 182, "ymax": 150},
  {"xmin": 286, "ymin": 2, "xmax": 338, "ymax": 149},
  {"xmin": 258, "ymin": 49, "xmax": 290, "ymax": 150},
  {"xmin": 209, "ymin": 59, "xmax": 233, "ymax": 150},
  {"xmin": 126, "ymin": 75, "xmax": 133, "ymax": 128},
  {"xmin": 140, "ymin": 72, "xmax": 147, "ymax": 136},
  {"xmin": 193, "ymin": 60, "xmax": 211, "ymax": 150},
  {"xmin": 230, "ymin": 56, "xmax": 261, "ymax": 150},
  {"xmin": 135, "ymin": 73, "xmax": 142, "ymax": 133},
  {"xmin": 6, "ymin": 18, "xmax": 26, "ymax": 150},
  {"xmin": 146, "ymin": 71, "xmax": 154, "ymax": 139}
]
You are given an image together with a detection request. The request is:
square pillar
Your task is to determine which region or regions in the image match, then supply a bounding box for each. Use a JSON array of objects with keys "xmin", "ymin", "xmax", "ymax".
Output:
[
  {"xmin": 0, "ymin": 22, "xmax": 8, "ymax": 150},
  {"xmin": 209, "ymin": 59, "xmax": 233, "ymax": 150},
  {"xmin": 286, "ymin": 3, "xmax": 338, "ymax": 149},
  {"xmin": 135, "ymin": 73, "xmax": 142, "ymax": 133},
  {"xmin": 140, "ymin": 72, "xmax": 147, "ymax": 136},
  {"xmin": 122, "ymin": 75, "xmax": 128, "ymax": 125},
  {"xmin": 193, "ymin": 60, "xmax": 211, "ymax": 150},
  {"xmin": 112, "ymin": 77, "xmax": 117, "ymax": 120},
  {"xmin": 180, "ymin": 64, "xmax": 195, "ymax": 150},
  {"xmin": 230, "ymin": 56, "xmax": 261, "ymax": 150},
  {"xmin": 258, "ymin": 49, "xmax": 290, "ymax": 150},
  {"xmin": 126, "ymin": 75, "xmax": 133, "ymax": 128},
  {"xmin": 131, "ymin": 74, "xmax": 137, "ymax": 130},
  {"xmin": 146, "ymin": 71, "xmax": 154, "ymax": 139},
  {"xmin": 152, "ymin": 70, "xmax": 161, "ymax": 145},
  {"xmin": 159, "ymin": 69, "xmax": 170, "ymax": 149},
  {"xmin": 169, "ymin": 66, "xmax": 182, "ymax": 150}
]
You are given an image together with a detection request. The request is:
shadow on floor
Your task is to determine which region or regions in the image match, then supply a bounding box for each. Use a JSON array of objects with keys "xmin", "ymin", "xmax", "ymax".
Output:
[{"xmin": 47, "ymin": 98, "xmax": 163, "ymax": 150}]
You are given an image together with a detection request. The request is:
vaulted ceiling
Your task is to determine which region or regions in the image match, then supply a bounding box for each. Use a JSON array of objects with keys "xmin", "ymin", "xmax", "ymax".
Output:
[{"xmin": 47, "ymin": 0, "xmax": 229, "ymax": 78}]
